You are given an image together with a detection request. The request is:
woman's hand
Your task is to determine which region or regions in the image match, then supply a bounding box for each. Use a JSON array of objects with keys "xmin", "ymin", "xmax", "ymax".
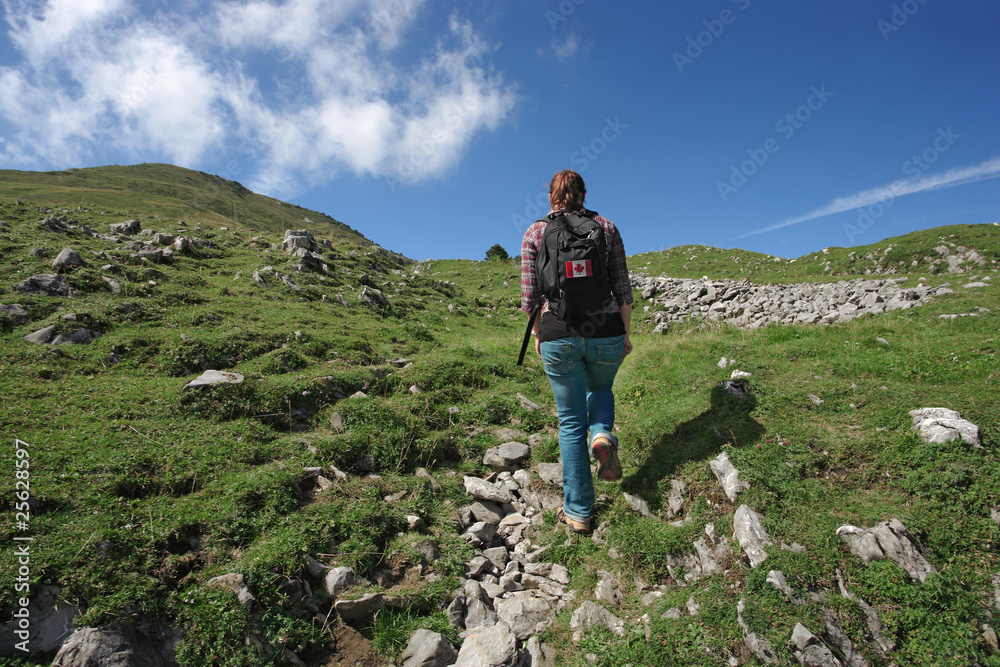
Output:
[
  {"xmin": 535, "ymin": 335, "xmax": 542, "ymax": 358},
  {"xmin": 622, "ymin": 333, "xmax": 633, "ymax": 358}
]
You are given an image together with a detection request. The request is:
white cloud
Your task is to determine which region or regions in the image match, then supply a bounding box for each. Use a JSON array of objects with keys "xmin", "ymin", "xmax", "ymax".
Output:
[
  {"xmin": 552, "ymin": 31, "xmax": 580, "ymax": 61},
  {"xmin": 0, "ymin": 0, "xmax": 515, "ymax": 190},
  {"xmin": 739, "ymin": 156, "xmax": 1000, "ymax": 239}
]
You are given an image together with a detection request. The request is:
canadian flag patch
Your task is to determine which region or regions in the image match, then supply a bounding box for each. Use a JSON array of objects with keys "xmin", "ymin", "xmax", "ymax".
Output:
[{"xmin": 565, "ymin": 260, "xmax": 593, "ymax": 278}]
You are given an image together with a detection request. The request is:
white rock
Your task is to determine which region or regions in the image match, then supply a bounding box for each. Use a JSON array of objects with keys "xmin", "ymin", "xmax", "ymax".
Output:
[
  {"xmin": 732, "ymin": 505, "xmax": 772, "ymax": 567},
  {"xmin": 182, "ymin": 369, "xmax": 244, "ymax": 391}
]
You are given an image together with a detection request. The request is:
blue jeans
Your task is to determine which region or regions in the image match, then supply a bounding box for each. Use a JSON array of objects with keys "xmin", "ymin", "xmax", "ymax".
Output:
[{"xmin": 539, "ymin": 335, "xmax": 625, "ymax": 523}]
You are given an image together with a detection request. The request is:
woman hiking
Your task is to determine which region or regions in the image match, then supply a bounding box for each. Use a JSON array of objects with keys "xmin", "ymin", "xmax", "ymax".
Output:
[{"xmin": 519, "ymin": 169, "xmax": 633, "ymax": 533}]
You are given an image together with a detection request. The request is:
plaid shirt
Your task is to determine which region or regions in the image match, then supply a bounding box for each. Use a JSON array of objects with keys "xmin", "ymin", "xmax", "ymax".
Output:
[{"xmin": 520, "ymin": 211, "xmax": 632, "ymax": 314}]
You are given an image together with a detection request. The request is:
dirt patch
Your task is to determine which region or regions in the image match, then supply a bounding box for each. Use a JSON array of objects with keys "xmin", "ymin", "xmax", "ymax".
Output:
[{"xmin": 322, "ymin": 623, "xmax": 379, "ymax": 667}]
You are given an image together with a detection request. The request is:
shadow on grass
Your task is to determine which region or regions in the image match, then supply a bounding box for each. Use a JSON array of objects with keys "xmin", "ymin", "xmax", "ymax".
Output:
[{"xmin": 622, "ymin": 382, "xmax": 764, "ymax": 507}]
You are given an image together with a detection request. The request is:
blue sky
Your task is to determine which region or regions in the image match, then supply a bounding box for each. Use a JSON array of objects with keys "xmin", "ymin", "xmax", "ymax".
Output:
[{"xmin": 1, "ymin": 0, "xmax": 998, "ymax": 261}]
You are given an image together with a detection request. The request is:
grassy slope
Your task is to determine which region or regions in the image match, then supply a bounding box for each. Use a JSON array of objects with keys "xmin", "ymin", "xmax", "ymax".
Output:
[
  {"xmin": 1, "ymin": 178, "xmax": 999, "ymax": 666},
  {"xmin": 632, "ymin": 223, "xmax": 1000, "ymax": 283},
  {"xmin": 0, "ymin": 164, "xmax": 373, "ymax": 247}
]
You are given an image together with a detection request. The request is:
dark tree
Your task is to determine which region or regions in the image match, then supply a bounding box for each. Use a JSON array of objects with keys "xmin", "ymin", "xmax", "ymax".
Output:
[{"xmin": 485, "ymin": 243, "xmax": 510, "ymax": 261}]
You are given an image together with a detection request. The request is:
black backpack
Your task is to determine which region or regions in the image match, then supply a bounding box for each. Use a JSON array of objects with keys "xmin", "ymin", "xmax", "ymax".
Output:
[{"xmin": 518, "ymin": 210, "xmax": 615, "ymax": 365}]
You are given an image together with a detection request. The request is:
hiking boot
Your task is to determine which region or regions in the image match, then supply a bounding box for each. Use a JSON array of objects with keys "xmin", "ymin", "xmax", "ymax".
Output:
[
  {"xmin": 557, "ymin": 508, "xmax": 590, "ymax": 534},
  {"xmin": 592, "ymin": 435, "xmax": 622, "ymax": 481}
]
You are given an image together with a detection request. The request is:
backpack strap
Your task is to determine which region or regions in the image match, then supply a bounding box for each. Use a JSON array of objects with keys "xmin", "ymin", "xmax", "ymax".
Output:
[{"xmin": 517, "ymin": 305, "xmax": 540, "ymax": 366}]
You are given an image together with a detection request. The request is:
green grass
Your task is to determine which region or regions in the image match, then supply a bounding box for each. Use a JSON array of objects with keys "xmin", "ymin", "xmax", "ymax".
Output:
[
  {"xmin": 0, "ymin": 163, "xmax": 373, "ymax": 246},
  {"xmin": 1, "ymin": 179, "xmax": 999, "ymax": 666},
  {"xmin": 631, "ymin": 223, "xmax": 1000, "ymax": 282}
]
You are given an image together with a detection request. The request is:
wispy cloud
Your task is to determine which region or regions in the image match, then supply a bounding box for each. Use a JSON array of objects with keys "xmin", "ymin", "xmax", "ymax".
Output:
[
  {"xmin": 0, "ymin": 0, "xmax": 516, "ymax": 195},
  {"xmin": 739, "ymin": 156, "xmax": 1000, "ymax": 239},
  {"xmin": 552, "ymin": 30, "xmax": 580, "ymax": 61}
]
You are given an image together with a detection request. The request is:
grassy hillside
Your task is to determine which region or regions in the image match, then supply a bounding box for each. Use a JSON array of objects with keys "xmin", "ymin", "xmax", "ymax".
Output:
[
  {"xmin": 632, "ymin": 223, "xmax": 1000, "ymax": 283},
  {"xmin": 0, "ymin": 164, "xmax": 373, "ymax": 247},
  {"xmin": 1, "ymin": 177, "xmax": 999, "ymax": 666}
]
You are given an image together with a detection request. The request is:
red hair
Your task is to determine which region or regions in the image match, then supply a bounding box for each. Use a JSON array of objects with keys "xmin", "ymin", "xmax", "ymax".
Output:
[{"xmin": 548, "ymin": 170, "xmax": 586, "ymax": 211}]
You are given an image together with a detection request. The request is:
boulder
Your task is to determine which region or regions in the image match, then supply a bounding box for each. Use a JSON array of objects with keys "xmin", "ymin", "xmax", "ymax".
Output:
[
  {"xmin": 462, "ymin": 582, "xmax": 497, "ymax": 631},
  {"xmin": 52, "ymin": 248, "xmax": 85, "ymax": 272},
  {"xmin": 469, "ymin": 500, "xmax": 504, "ymax": 526},
  {"xmin": 766, "ymin": 570, "xmax": 804, "ymax": 606},
  {"xmin": 463, "ymin": 476, "xmax": 514, "ymax": 504},
  {"xmin": 415, "ymin": 540, "xmax": 442, "ymax": 565},
  {"xmin": 453, "ymin": 622, "xmax": 517, "ymax": 667},
  {"xmin": 415, "ymin": 467, "xmax": 442, "ymax": 493},
  {"xmin": 693, "ymin": 531, "xmax": 728, "ymax": 577},
  {"xmin": 0, "ymin": 303, "xmax": 30, "ymax": 324},
  {"xmin": 51, "ymin": 327, "xmax": 100, "ymax": 345},
  {"xmin": 335, "ymin": 592, "xmax": 384, "ymax": 622},
  {"xmin": 871, "ymin": 520, "xmax": 936, "ymax": 582},
  {"xmin": 524, "ymin": 636, "xmax": 556, "ymax": 667},
  {"xmin": 359, "ymin": 286, "xmax": 389, "ymax": 307},
  {"xmin": 0, "ymin": 585, "xmax": 80, "ymax": 654},
  {"xmin": 494, "ymin": 591, "xmax": 557, "ymax": 640},
  {"xmin": 101, "ymin": 276, "xmax": 121, "ymax": 293},
  {"xmin": 283, "ymin": 229, "xmax": 315, "ymax": 253},
  {"xmin": 49, "ymin": 624, "xmax": 166, "ymax": 667},
  {"xmin": 110, "ymin": 220, "xmax": 142, "ymax": 235},
  {"xmin": 400, "ymin": 629, "xmax": 457, "ymax": 667},
  {"xmin": 136, "ymin": 246, "xmax": 164, "ymax": 263},
  {"xmin": 909, "ymin": 407, "xmax": 981, "ymax": 447},
  {"xmin": 16, "ymin": 274, "xmax": 74, "ymax": 297},
  {"xmin": 23, "ymin": 325, "xmax": 57, "ymax": 344},
  {"xmin": 483, "ymin": 442, "xmax": 531, "ymax": 470}
]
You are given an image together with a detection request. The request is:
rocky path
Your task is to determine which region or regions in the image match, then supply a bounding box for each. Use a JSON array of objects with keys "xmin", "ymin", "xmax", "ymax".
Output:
[{"xmin": 378, "ymin": 404, "xmax": 993, "ymax": 667}]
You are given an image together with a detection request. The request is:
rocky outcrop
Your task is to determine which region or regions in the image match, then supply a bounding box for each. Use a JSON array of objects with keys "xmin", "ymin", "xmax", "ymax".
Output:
[
  {"xmin": 52, "ymin": 248, "xmax": 85, "ymax": 272},
  {"xmin": 16, "ymin": 274, "xmax": 74, "ymax": 297},
  {"xmin": 909, "ymin": 407, "xmax": 981, "ymax": 447},
  {"xmin": 49, "ymin": 623, "xmax": 173, "ymax": 667},
  {"xmin": 359, "ymin": 286, "xmax": 389, "ymax": 307},
  {"xmin": 0, "ymin": 303, "xmax": 30, "ymax": 324},
  {"xmin": 733, "ymin": 505, "xmax": 773, "ymax": 567},
  {"xmin": 0, "ymin": 585, "xmax": 80, "ymax": 655},
  {"xmin": 400, "ymin": 629, "xmax": 458, "ymax": 667},
  {"xmin": 634, "ymin": 274, "xmax": 946, "ymax": 329},
  {"xmin": 709, "ymin": 451, "xmax": 749, "ymax": 502},
  {"xmin": 24, "ymin": 325, "xmax": 100, "ymax": 345},
  {"xmin": 283, "ymin": 229, "xmax": 316, "ymax": 253},
  {"xmin": 837, "ymin": 519, "xmax": 935, "ymax": 582},
  {"xmin": 110, "ymin": 220, "xmax": 142, "ymax": 235}
]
